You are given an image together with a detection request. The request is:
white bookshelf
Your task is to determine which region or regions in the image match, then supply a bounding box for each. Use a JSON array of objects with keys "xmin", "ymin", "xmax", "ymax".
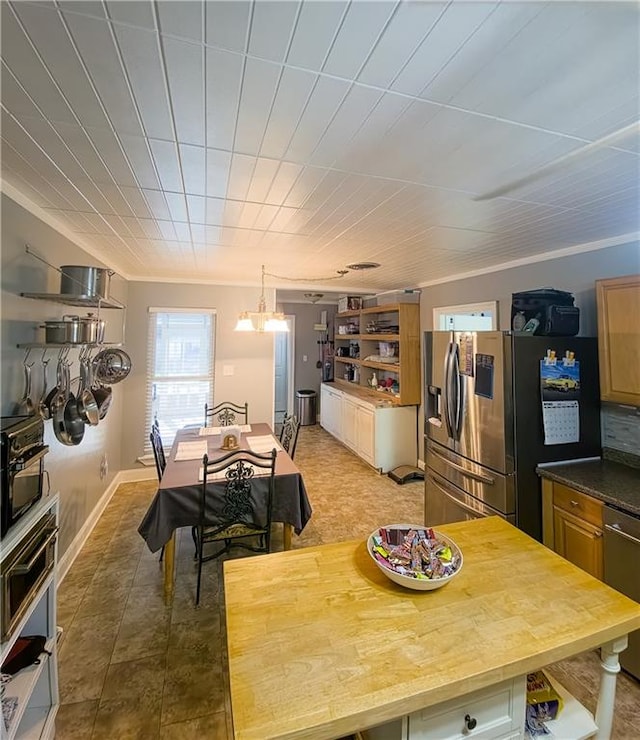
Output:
[{"xmin": 1, "ymin": 496, "xmax": 59, "ymax": 740}]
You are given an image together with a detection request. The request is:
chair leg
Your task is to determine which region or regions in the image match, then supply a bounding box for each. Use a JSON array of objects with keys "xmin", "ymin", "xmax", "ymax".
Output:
[
  {"xmin": 191, "ymin": 526, "xmax": 198, "ymax": 560},
  {"xmin": 195, "ymin": 533, "xmax": 203, "ymax": 606}
]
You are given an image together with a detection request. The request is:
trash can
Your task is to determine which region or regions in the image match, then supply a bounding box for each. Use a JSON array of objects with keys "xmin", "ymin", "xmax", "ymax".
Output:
[{"xmin": 296, "ymin": 389, "xmax": 317, "ymax": 426}]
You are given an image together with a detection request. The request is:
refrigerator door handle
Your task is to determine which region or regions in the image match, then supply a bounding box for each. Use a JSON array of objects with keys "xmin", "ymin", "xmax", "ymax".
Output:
[
  {"xmin": 428, "ymin": 474, "xmax": 489, "ymax": 518},
  {"xmin": 444, "ymin": 342, "xmax": 456, "ymax": 439},
  {"xmin": 429, "ymin": 446, "xmax": 495, "ymax": 485},
  {"xmin": 451, "ymin": 343, "xmax": 463, "ymax": 440}
]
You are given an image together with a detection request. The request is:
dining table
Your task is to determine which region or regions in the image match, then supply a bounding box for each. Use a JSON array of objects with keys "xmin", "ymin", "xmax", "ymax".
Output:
[{"xmin": 138, "ymin": 422, "xmax": 312, "ymax": 603}]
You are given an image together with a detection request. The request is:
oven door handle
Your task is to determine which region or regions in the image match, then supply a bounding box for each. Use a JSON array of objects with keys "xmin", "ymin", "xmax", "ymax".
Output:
[
  {"xmin": 15, "ymin": 445, "xmax": 49, "ymax": 470},
  {"xmin": 13, "ymin": 527, "xmax": 58, "ymax": 574}
]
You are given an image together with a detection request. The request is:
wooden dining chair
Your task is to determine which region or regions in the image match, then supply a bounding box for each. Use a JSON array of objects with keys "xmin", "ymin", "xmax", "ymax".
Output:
[
  {"xmin": 279, "ymin": 413, "xmax": 301, "ymax": 460},
  {"xmin": 204, "ymin": 401, "xmax": 248, "ymax": 427},
  {"xmin": 150, "ymin": 420, "xmax": 167, "ymax": 562},
  {"xmin": 195, "ymin": 448, "xmax": 277, "ymax": 605}
]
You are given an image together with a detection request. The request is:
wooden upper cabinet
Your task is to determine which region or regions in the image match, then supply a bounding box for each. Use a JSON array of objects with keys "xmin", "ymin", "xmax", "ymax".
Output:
[{"xmin": 596, "ymin": 275, "xmax": 640, "ymax": 406}]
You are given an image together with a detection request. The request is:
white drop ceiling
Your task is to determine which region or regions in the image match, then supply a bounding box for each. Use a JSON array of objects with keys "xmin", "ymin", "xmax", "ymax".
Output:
[{"xmin": 1, "ymin": 0, "xmax": 639, "ymax": 294}]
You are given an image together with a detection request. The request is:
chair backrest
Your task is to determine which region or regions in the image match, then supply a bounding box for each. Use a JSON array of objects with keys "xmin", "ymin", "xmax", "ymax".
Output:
[
  {"xmin": 150, "ymin": 422, "xmax": 166, "ymax": 482},
  {"xmin": 200, "ymin": 448, "xmax": 277, "ymax": 551},
  {"xmin": 279, "ymin": 414, "xmax": 300, "ymax": 459},
  {"xmin": 204, "ymin": 401, "xmax": 248, "ymax": 427}
]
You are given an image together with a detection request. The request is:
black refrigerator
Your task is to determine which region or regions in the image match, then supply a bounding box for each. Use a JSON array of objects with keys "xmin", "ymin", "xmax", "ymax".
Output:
[{"xmin": 424, "ymin": 331, "xmax": 601, "ymax": 541}]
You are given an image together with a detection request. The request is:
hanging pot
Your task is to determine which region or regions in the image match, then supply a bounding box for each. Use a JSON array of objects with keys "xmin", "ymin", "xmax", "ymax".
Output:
[{"xmin": 60, "ymin": 266, "xmax": 113, "ymax": 299}]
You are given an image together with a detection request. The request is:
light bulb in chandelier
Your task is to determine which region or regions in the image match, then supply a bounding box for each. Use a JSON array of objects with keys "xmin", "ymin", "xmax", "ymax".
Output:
[{"xmin": 234, "ymin": 265, "xmax": 289, "ymax": 333}]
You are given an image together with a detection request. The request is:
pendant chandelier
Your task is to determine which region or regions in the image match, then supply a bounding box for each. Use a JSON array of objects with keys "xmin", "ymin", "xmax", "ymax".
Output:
[{"xmin": 234, "ymin": 265, "xmax": 289, "ymax": 333}]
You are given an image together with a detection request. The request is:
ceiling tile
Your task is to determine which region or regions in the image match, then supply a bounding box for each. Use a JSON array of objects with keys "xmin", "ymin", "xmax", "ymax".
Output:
[
  {"xmin": 105, "ymin": 0, "xmax": 156, "ymax": 30},
  {"xmin": 357, "ymin": 1, "xmax": 446, "ymax": 88},
  {"xmin": 205, "ymin": 0, "xmax": 251, "ymax": 54},
  {"xmin": 113, "ymin": 24, "xmax": 174, "ymax": 140},
  {"xmin": 248, "ymin": 1, "xmax": 301, "ymax": 63},
  {"xmin": 322, "ymin": 1, "xmax": 398, "ymax": 79},
  {"xmin": 162, "ymin": 36, "xmax": 205, "ymax": 146},
  {"xmin": 205, "ymin": 47, "xmax": 243, "ymax": 150},
  {"xmin": 234, "ymin": 57, "xmax": 281, "ymax": 156},
  {"xmin": 156, "ymin": 0, "xmax": 203, "ymax": 42},
  {"xmin": 286, "ymin": 1, "xmax": 347, "ymax": 71}
]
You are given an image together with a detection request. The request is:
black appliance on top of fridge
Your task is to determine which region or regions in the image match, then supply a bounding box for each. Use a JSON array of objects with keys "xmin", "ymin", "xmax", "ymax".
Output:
[{"xmin": 424, "ymin": 332, "xmax": 601, "ymax": 542}]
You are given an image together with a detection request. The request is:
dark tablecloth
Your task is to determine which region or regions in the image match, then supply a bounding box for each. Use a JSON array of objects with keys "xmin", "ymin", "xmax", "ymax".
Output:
[{"xmin": 138, "ymin": 424, "xmax": 312, "ymax": 553}]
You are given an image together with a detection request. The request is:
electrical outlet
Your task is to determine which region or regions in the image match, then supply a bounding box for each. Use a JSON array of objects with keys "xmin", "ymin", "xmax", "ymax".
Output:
[{"xmin": 100, "ymin": 453, "xmax": 108, "ymax": 480}]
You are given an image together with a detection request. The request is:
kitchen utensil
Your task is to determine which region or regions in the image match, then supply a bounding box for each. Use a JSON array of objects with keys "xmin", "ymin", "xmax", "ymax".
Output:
[
  {"xmin": 37, "ymin": 354, "xmax": 51, "ymax": 420},
  {"xmin": 15, "ymin": 355, "xmax": 36, "ymax": 416},
  {"xmin": 77, "ymin": 314, "xmax": 105, "ymax": 344},
  {"xmin": 92, "ymin": 348, "xmax": 131, "ymax": 384},
  {"xmin": 53, "ymin": 362, "xmax": 85, "ymax": 446},
  {"xmin": 89, "ymin": 357, "xmax": 113, "ymax": 420},
  {"xmin": 76, "ymin": 353, "xmax": 99, "ymax": 426},
  {"xmin": 367, "ymin": 524, "xmax": 463, "ymax": 591},
  {"xmin": 59, "ymin": 265, "xmax": 113, "ymax": 299},
  {"xmin": 43, "ymin": 316, "xmax": 83, "ymax": 344}
]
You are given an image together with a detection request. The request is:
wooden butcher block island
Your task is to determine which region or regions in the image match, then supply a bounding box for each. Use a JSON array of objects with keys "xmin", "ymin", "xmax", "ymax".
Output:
[{"xmin": 224, "ymin": 517, "xmax": 640, "ymax": 740}]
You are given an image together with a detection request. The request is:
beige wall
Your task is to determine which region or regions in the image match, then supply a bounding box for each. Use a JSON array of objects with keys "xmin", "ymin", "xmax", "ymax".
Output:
[
  {"xmin": 120, "ymin": 280, "xmax": 276, "ymax": 467},
  {"xmin": 1, "ymin": 194, "xmax": 128, "ymax": 557}
]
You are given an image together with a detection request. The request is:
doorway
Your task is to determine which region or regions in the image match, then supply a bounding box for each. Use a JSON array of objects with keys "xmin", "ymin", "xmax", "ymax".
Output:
[{"xmin": 274, "ymin": 316, "xmax": 295, "ymax": 427}]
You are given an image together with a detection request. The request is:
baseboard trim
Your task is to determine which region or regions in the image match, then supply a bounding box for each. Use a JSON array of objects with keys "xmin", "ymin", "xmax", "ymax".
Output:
[{"xmin": 56, "ymin": 467, "xmax": 156, "ymax": 585}]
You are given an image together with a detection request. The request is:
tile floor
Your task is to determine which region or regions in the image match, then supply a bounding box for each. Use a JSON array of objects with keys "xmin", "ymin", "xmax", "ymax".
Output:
[{"xmin": 54, "ymin": 425, "xmax": 640, "ymax": 738}]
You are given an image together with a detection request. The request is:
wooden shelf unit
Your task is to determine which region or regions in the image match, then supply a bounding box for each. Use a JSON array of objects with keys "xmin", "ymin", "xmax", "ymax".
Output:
[{"xmin": 334, "ymin": 303, "xmax": 420, "ymax": 406}]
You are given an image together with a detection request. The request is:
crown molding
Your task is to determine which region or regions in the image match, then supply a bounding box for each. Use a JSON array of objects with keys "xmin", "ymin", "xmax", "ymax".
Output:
[{"xmin": 417, "ymin": 232, "xmax": 640, "ymax": 288}]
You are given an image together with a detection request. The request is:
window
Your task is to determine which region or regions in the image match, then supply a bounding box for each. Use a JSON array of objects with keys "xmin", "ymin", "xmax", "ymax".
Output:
[
  {"xmin": 433, "ymin": 301, "xmax": 497, "ymax": 331},
  {"xmin": 146, "ymin": 308, "xmax": 216, "ymax": 448}
]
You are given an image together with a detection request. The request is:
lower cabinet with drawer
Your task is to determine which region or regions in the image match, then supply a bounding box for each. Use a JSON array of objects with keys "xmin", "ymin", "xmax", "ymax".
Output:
[
  {"xmin": 541, "ymin": 480, "xmax": 604, "ymax": 580},
  {"xmin": 362, "ymin": 677, "xmax": 526, "ymax": 740}
]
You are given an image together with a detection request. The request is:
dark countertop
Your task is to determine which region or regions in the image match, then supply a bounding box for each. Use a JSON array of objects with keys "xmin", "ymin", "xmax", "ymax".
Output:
[{"xmin": 537, "ymin": 458, "xmax": 640, "ymax": 516}]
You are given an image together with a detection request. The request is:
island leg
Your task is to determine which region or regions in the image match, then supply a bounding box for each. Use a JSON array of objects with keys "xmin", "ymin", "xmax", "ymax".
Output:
[
  {"xmin": 283, "ymin": 523, "xmax": 292, "ymax": 551},
  {"xmin": 594, "ymin": 635, "xmax": 628, "ymax": 739}
]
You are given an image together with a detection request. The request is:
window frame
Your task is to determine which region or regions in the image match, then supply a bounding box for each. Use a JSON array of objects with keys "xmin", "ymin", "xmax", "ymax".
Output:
[{"xmin": 145, "ymin": 307, "xmax": 217, "ymax": 452}]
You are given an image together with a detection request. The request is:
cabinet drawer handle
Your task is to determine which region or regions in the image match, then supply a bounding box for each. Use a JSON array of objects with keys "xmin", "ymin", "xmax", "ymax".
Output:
[
  {"xmin": 570, "ymin": 500, "xmax": 580, "ymax": 507},
  {"xmin": 464, "ymin": 713, "xmax": 477, "ymax": 731},
  {"xmin": 594, "ymin": 529, "xmax": 603, "ymax": 538}
]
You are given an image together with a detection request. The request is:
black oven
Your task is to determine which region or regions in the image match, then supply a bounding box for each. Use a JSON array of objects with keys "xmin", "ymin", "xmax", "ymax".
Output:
[
  {"xmin": 1, "ymin": 510, "xmax": 58, "ymax": 640},
  {"xmin": 1, "ymin": 416, "xmax": 48, "ymax": 538}
]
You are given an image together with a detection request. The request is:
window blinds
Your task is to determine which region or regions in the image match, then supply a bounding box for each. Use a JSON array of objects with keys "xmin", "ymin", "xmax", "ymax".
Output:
[{"xmin": 145, "ymin": 308, "xmax": 216, "ymax": 450}]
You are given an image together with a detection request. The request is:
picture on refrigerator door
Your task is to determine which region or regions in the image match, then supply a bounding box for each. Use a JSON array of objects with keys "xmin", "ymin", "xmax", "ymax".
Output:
[
  {"xmin": 540, "ymin": 358, "xmax": 581, "ymax": 445},
  {"xmin": 541, "ymin": 360, "xmax": 581, "ymax": 400}
]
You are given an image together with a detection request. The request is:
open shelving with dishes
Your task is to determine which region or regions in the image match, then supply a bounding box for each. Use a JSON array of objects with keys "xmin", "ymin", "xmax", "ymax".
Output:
[{"xmin": 333, "ymin": 304, "xmax": 420, "ymax": 406}]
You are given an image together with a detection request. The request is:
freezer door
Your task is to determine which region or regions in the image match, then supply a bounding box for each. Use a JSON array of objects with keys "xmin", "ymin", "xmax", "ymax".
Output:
[
  {"xmin": 425, "ymin": 468, "xmax": 515, "ymax": 527},
  {"xmin": 426, "ymin": 439, "xmax": 515, "ymax": 514},
  {"xmin": 424, "ymin": 331, "xmax": 513, "ymax": 474}
]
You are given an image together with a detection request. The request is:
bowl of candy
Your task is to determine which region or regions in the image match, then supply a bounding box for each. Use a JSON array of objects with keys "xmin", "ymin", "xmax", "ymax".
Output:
[{"xmin": 367, "ymin": 524, "xmax": 463, "ymax": 591}]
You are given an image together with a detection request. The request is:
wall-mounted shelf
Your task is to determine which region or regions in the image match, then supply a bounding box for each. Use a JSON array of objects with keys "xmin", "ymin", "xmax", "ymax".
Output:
[
  {"xmin": 17, "ymin": 342, "xmax": 122, "ymax": 350},
  {"xmin": 21, "ymin": 293, "xmax": 125, "ymax": 309}
]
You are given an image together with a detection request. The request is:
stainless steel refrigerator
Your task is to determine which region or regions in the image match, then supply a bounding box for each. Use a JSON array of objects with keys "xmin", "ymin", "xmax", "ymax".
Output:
[{"xmin": 424, "ymin": 331, "xmax": 601, "ymax": 541}]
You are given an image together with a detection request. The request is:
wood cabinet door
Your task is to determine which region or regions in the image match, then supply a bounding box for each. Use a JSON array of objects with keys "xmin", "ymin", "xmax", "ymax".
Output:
[
  {"xmin": 553, "ymin": 506, "xmax": 603, "ymax": 580},
  {"xmin": 596, "ymin": 275, "xmax": 640, "ymax": 405}
]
